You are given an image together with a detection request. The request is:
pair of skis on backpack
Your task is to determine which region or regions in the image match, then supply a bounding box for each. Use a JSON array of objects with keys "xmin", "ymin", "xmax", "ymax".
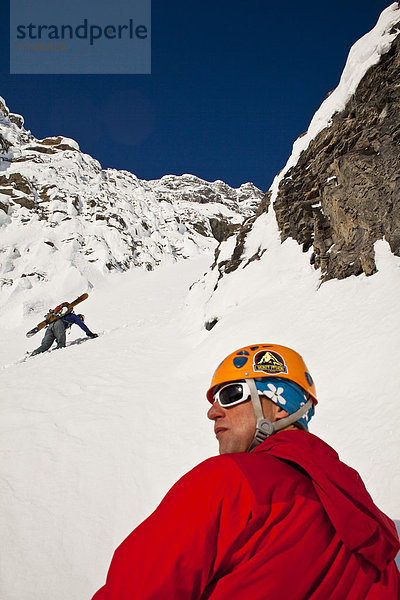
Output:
[{"xmin": 26, "ymin": 293, "xmax": 89, "ymax": 338}]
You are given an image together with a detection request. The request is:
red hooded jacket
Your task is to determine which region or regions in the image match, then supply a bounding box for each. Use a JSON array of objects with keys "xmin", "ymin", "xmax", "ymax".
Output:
[{"xmin": 92, "ymin": 431, "xmax": 400, "ymax": 599}]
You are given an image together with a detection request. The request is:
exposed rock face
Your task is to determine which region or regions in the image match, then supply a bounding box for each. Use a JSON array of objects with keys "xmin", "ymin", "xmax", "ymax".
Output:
[
  {"xmin": 275, "ymin": 28, "xmax": 400, "ymax": 281},
  {"xmin": 204, "ymin": 7, "xmax": 400, "ymax": 288},
  {"xmin": 149, "ymin": 174, "xmax": 262, "ymax": 211},
  {"xmin": 211, "ymin": 191, "xmax": 272, "ymax": 278}
]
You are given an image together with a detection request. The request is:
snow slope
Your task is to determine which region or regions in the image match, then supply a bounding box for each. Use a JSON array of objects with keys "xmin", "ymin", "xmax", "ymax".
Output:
[{"xmin": 1, "ymin": 229, "xmax": 400, "ymax": 599}]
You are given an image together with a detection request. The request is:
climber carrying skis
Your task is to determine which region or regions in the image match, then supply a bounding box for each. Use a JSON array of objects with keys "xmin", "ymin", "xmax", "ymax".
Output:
[{"xmin": 30, "ymin": 299, "xmax": 98, "ymax": 357}]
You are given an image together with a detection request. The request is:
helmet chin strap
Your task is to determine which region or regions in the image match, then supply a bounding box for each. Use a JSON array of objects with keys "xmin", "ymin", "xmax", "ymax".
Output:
[{"xmin": 245, "ymin": 378, "xmax": 313, "ymax": 452}]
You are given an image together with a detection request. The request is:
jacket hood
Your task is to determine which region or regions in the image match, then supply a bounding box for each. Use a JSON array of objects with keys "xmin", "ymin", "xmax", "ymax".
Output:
[{"xmin": 255, "ymin": 430, "xmax": 399, "ymax": 571}]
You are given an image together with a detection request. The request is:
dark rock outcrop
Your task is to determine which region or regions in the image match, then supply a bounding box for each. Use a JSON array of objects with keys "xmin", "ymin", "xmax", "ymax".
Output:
[
  {"xmin": 0, "ymin": 173, "xmax": 33, "ymax": 196},
  {"xmin": 209, "ymin": 217, "xmax": 241, "ymax": 243},
  {"xmin": 211, "ymin": 191, "xmax": 271, "ymax": 278},
  {"xmin": 275, "ymin": 27, "xmax": 400, "ymax": 281}
]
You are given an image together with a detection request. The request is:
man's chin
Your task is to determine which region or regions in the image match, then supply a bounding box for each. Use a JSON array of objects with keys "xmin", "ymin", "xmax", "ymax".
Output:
[
  {"xmin": 218, "ymin": 441, "xmax": 230, "ymax": 455},
  {"xmin": 218, "ymin": 439, "xmax": 248, "ymax": 455}
]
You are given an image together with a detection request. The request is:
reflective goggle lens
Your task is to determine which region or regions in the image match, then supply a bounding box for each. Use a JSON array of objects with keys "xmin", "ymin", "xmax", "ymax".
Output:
[{"xmin": 213, "ymin": 382, "xmax": 249, "ymax": 407}]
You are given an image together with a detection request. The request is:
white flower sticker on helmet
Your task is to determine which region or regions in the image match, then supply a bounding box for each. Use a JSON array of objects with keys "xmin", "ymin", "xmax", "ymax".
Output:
[{"xmin": 265, "ymin": 383, "xmax": 287, "ymax": 405}]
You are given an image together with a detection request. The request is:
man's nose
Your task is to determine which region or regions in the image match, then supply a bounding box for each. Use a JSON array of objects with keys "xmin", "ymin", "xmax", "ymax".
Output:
[{"xmin": 207, "ymin": 401, "xmax": 225, "ymax": 421}]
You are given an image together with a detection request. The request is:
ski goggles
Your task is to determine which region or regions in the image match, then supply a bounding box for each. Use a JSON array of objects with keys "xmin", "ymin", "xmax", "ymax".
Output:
[{"xmin": 212, "ymin": 380, "xmax": 255, "ymax": 407}]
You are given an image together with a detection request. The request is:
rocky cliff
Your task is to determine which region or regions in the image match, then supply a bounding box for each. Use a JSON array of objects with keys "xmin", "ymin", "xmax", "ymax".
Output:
[
  {"xmin": 211, "ymin": 3, "xmax": 400, "ymax": 284},
  {"xmin": 275, "ymin": 28, "xmax": 400, "ymax": 281}
]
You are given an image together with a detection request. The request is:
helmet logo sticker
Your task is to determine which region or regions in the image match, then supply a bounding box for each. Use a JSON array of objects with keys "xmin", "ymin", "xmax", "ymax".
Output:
[{"xmin": 253, "ymin": 351, "xmax": 288, "ymax": 375}]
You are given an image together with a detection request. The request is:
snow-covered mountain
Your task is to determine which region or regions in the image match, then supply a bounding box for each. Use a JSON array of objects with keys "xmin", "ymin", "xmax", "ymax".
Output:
[
  {"xmin": 1, "ymin": 5, "xmax": 400, "ymax": 600},
  {"xmin": 0, "ymin": 98, "xmax": 263, "ymax": 325},
  {"xmin": 191, "ymin": 2, "xmax": 400, "ymax": 328}
]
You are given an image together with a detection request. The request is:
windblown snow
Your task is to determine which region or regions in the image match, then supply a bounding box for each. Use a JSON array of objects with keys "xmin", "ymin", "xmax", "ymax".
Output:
[{"xmin": 1, "ymin": 4, "xmax": 400, "ymax": 600}]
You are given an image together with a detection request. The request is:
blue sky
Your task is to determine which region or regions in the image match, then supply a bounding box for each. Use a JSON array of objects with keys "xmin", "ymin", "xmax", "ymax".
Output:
[{"xmin": 0, "ymin": 0, "xmax": 393, "ymax": 190}]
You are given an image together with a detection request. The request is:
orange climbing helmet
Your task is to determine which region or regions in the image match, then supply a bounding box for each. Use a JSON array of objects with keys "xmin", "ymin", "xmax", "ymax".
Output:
[{"xmin": 206, "ymin": 343, "xmax": 317, "ymax": 405}]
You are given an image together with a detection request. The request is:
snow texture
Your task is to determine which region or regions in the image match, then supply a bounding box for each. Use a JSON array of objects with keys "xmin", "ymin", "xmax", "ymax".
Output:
[{"xmin": 1, "ymin": 226, "xmax": 399, "ymax": 599}]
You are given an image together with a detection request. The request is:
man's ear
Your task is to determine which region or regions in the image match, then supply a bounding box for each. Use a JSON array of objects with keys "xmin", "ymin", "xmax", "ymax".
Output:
[
  {"xmin": 260, "ymin": 396, "xmax": 290, "ymax": 422},
  {"xmin": 272, "ymin": 403, "xmax": 289, "ymax": 421}
]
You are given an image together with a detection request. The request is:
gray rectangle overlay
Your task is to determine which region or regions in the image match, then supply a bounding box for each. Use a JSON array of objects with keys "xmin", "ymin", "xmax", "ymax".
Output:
[{"xmin": 10, "ymin": 0, "xmax": 151, "ymax": 74}]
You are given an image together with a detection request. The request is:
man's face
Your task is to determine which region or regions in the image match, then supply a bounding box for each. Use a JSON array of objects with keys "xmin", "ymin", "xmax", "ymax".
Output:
[
  {"xmin": 207, "ymin": 391, "xmax": 284, "ymax": 454},
  {"xmin": 207, "ymin": 396, "xmax": 257, "ymax": 454}
]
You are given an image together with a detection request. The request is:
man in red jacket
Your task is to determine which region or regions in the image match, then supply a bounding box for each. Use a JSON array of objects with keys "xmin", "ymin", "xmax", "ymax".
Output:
[{"xmin": 92, "ymin": 344, "xmax": 400, "ymax": 599}]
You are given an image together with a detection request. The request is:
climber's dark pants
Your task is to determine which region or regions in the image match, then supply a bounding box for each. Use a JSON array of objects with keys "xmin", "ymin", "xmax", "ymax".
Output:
[{"xmin": 31, "ymin": 319, "xmax": 66, "ymax": 356}]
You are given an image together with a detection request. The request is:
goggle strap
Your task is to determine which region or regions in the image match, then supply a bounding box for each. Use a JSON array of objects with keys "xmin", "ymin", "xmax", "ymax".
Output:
[
  {"xmin": 246, "ymin": 378, "xmax": 271, "ymax": 452},
  {"xmin": 245, "ymin": 378, "xmax": 264, "ymax": 421},
  {"xmin": 246, "ymin": 379, "xmax": 314, "ymax": 451}
]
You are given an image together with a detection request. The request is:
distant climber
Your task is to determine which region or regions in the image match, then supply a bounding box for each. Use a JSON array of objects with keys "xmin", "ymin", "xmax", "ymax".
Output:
[{"xmin": 30, "ymin": 310, "xmax": 98, "ymax": 356}]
